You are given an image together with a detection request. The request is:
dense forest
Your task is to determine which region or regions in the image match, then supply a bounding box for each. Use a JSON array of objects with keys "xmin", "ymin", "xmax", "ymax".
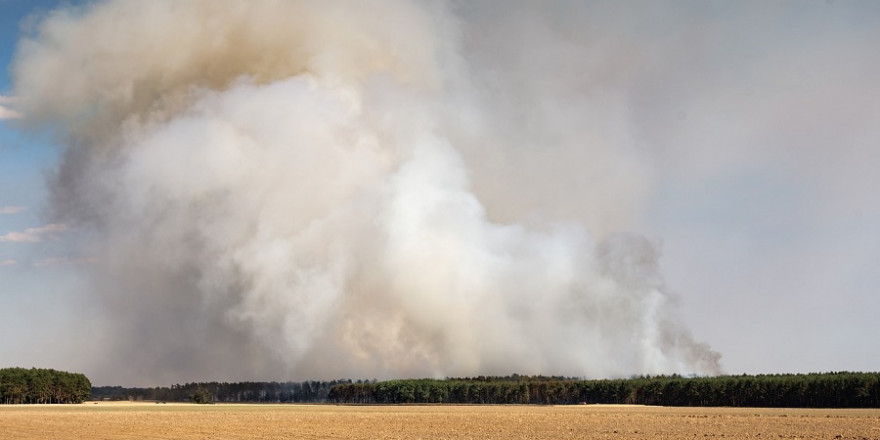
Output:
[
  {"xmin": 92, "ymin": 379, "xmax": 355, "ymax": 403},
  {"xmin": 91, "ymin": 372, "xmax": 880, "ymax": 408},
  {"xmin": 0, "ymin": 368, "xmax": 91, "ymax": 404},
  {"xmin": 328, "ymin": 372, "xmax": 880, "ymax": 408}
]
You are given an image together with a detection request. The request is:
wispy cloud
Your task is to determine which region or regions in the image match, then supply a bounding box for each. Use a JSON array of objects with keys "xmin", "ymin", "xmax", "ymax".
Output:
[
  {"xmin": 0, "ymin": 95, "xmax": 21, "ymax": 120},
  {"xmin": 0, "ymin": 259, "xmax": 17, "ymax": 266},
  {"xmin": 33, "ymin": 256, "xmax": 95, "ymax": 267},
  {"xmin": 0, "ymin": 106, "xmax": 20, "ymax": 120},
  {"xmin": 0, "ymin": 224, "xmax": 67, "ymax": 243},
  {"xmin": 0, "ymin": 206, "xmax": 27, "ymax": 215}
]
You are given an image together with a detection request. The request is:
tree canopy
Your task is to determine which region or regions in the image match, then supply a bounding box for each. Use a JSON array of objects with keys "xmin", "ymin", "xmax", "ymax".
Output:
[
  {"xmin": 0, "ymin": 368, "xmax": 91, "ymax": 404},
  {"xmin": 329, "ymin": 372, "xmax": 880, "ymax": 408}
]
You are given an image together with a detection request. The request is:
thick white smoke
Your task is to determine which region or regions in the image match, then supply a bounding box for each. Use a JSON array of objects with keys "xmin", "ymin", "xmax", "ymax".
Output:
[{"xmin": 13, "ymin": 0, "xmax": 720, "ymax": 384}]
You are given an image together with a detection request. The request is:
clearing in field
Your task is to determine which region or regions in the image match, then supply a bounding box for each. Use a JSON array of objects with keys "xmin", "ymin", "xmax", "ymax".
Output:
[{"xmin": 0, "ymin": 402, "xmax": 878, "ymax": 440}]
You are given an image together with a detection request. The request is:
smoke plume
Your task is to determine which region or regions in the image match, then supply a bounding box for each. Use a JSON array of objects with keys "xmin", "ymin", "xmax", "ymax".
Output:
[{"xmin": 13, "ymin": 0, "xmax": 720, "ymax": 384}]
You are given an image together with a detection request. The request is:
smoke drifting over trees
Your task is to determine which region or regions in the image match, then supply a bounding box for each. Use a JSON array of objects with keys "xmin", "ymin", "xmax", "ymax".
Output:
[{"xmin": 11, "ymin": 0, "xmax": 722, "ymax": 384}]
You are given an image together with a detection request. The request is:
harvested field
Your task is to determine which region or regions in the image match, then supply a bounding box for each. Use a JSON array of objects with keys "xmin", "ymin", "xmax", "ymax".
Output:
[{"xmin": 0, "ymin": 402, "xmax": 878, "ymax": 439}]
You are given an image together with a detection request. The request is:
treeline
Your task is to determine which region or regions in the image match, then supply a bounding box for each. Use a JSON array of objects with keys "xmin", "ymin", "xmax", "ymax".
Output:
[
  {"xmin": 0, "ymin": 368, "xmax": 91, "ymax": 404},
  {"xmin": 328, "ymin": 372, "xmax": 880, "ymax": 408},
  {"xmin": 92, "ymin": 379, "xmax": 357, "ymax": 403}
]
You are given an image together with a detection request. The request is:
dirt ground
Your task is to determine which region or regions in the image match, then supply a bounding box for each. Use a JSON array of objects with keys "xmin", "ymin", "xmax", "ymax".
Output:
[{"xmin": 0, "ymin": 402, "xmax": 878, "ymax": 439}]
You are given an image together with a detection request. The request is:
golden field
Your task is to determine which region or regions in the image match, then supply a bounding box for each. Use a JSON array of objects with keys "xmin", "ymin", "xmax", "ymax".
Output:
[{"xmin": 0, "ymin": 402, "xmax": 878, "ymax": 439}]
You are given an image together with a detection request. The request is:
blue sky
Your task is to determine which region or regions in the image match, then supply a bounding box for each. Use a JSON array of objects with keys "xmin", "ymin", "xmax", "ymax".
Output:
[
  {"xmin": 2, "ymin": 0, "xmax": 879, "ymax": 385},
  {"xmin": 0, "ymin": 0, "xmax": 85, "ymax": 372},
  {"xmin": 1, "ymin": 0, "xmax": 62, "ymax": 233}
]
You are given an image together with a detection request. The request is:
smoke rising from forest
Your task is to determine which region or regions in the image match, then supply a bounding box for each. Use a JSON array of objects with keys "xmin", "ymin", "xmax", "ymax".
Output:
[{"xmin": 12, "ymin": 0, "xmax": 721, "ymax": 384}]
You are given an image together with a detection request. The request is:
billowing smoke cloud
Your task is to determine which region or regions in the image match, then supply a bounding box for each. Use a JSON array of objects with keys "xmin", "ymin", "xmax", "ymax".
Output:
[{"xmin": 13, "ymin": 0, "xmax": 720, "ymax": 384}]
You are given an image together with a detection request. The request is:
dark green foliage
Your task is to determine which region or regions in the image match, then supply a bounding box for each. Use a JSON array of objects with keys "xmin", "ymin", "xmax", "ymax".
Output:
[
  {"xmin": 328, "ymin": 372, "xmax": 880, "ymax": 408},
  {"xmin": 189, "ymin": 387, "xmax": 212, "ymax": 404},
  {"xmin": 0, "ymin": 367, "xmax": 91, "ymax": 404},
  {"xmin": 88, "ymin": 372, "xmax": 880, "ymax": 407},
  {"xmin": 92, "ymin": 379, "xmax": 355, "ymax": 403}
]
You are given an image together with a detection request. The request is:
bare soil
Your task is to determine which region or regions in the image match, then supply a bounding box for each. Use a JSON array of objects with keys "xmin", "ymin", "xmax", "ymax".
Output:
[{"xmin": 0, "ymin": 402, "xmax": 878, "ymax": 439}]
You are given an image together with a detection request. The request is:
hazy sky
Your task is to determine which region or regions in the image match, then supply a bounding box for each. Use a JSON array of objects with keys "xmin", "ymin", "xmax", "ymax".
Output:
[{"xmin": 1, "ymin": 0, "xmax": 879, "ymax": 386}]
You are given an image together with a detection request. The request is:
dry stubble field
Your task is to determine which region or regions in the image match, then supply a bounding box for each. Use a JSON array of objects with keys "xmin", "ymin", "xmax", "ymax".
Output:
[{"xmin": 1, "ymin": 402, "xmax": 878, "ymax": 440}]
